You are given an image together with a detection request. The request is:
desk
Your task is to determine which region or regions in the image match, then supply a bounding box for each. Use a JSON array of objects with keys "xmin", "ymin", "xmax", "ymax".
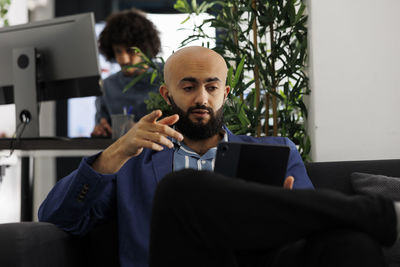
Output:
[
  {"xmin": 0, "ymin": 137, "xmax": 114, "ymax": 150},
  {"xmin": 0, "ymin": 138, "xmax": 114, "ymax": 221}
]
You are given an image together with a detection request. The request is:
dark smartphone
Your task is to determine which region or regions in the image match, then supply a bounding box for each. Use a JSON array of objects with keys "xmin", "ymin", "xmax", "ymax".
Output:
[{"xmin": 214, "ymin": 142, "xmax": 290, "ymax": 186}]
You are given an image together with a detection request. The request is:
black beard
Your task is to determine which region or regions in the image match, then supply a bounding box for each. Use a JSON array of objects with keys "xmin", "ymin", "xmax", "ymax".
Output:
[{"xmin": 169, "ymin": 97, "xmax": 224, "ymax": 140}]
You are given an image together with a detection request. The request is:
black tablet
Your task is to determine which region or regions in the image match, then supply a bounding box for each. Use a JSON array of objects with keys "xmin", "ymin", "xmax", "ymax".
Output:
[{"xmin": 214, "ymin": 142, "xmax": 290, "ymax": 186}]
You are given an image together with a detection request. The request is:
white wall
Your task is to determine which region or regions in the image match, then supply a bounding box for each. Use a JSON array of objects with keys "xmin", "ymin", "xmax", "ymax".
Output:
[
  {"xmin": 308, "ymin": 0, "xmax": 400, "ymax": 162},
  {"xmin": 8, "ymin": 0, "xmax": 28, "ymax": 24}
]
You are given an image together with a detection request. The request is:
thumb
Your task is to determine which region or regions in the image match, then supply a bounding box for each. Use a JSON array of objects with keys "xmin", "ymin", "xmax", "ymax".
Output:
[{"xmin": 283, "ymin": 176, "xmax": 294, "ymax": 190}]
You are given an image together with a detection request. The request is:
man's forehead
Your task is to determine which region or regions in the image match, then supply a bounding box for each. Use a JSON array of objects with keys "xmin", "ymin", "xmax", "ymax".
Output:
[{"xmin": 172, "ymin": 58, "xmax": 226, "ymax": 77}]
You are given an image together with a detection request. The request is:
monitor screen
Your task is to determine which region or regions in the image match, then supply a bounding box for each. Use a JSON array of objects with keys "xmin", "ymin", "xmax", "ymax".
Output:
[{"xmin": 0, "ymin": 12, "xmax": 102, "ymax": 137}]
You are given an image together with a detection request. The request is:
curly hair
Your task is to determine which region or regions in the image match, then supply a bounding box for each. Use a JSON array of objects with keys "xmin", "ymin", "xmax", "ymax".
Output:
[{"xmin": 99, "ymin": 8, "xmax": 161, "ymax": 61}]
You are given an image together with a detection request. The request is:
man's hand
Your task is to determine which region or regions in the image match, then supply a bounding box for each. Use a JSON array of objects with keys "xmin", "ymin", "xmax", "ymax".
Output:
[
  {"xmin": 92, "ymin": 110, "xmax": 183, "ymax": 174},
  {"xmin": 283, "ymin": 176, "xmax": 294, "ymax": 190},
  {"xmin": 117, "ymin": 110, "xmax": 183, "ymax": 157},
  {"xmin": 91, "ymin": 118, "xmax": 112, "ymax": 137}
]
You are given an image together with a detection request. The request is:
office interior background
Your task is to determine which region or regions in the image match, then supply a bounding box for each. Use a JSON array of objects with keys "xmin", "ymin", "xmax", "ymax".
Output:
[{"xmin": 0, "ymin": 0, "xmax": 399, "ymax": 223}]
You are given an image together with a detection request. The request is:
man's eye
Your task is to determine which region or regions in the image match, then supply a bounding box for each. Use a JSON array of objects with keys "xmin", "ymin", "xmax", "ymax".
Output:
[
  {"xmin": 183, "ymin": 87, "xmax": 194, "ymax": 91},
  {"xmin": 207, "ymin": 86, "xmax": 217, "ymax": 91}
]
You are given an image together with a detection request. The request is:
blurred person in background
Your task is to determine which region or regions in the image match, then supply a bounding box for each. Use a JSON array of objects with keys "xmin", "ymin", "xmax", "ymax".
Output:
[{"xmin": 91, "ymin": 8, "xmax": 161, "ymax": 137}]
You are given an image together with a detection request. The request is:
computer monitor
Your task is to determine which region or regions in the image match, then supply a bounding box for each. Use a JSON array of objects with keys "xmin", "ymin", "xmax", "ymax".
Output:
[{"xmin": 0, "ymin": 13, "xmax": 102, "ymax": 137}]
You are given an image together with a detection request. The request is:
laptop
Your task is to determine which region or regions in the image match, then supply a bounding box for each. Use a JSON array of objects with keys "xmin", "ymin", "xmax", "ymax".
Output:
[{"xmin": 214, "ymin": 142, "xmax": 290, "ymax": 186}]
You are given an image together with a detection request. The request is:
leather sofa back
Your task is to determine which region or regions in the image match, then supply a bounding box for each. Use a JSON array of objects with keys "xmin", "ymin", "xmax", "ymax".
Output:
[{"xmin": 305, "ymin": 159, "xmax": 400, "ymax": 194}]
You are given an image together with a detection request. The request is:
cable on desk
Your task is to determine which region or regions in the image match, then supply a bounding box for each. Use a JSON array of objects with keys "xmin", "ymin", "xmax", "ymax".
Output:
[{"xmin": 6, "ymin": 118, "xmax": 29, "ymax": 158}]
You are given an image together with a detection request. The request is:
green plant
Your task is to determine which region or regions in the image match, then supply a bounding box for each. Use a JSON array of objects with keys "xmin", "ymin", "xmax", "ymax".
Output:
[
  {"xmin": 172, "ymin": 0, "xmax": 311, "ymax": 161},
  {"xmin": 0, "ymin": 0, "xmax": 10, "ymax": 27}
]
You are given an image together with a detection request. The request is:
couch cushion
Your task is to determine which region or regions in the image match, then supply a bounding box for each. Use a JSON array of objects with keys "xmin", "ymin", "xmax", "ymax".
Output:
[
  {"xmin": 351, "ymin": 172, "xmax": 400, "ymax": 200},
  {"xmin": 0, "ymin": 222, "xmax": 84, "ymax": 267},
  {"xmin": 351, "ymin": 172, "xmax": 400, "ymax": 267}
]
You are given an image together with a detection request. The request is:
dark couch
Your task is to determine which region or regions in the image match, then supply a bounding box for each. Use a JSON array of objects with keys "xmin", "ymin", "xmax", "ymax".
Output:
[{"xmin": 1, "ymin": 159, "xmax": 400, "ymax": 267}]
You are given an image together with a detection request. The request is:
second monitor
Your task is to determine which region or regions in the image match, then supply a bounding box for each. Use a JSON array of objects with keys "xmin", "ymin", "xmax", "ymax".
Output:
[{"xmin": 0, "ymin": 12, "xmax": 102, "ymax": 137}]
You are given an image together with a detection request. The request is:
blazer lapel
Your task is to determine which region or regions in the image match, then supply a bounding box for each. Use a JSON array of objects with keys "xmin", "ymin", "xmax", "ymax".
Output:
[{"xmin": 226, "ymin": 128, "xmax": 240, "ymax": 142}]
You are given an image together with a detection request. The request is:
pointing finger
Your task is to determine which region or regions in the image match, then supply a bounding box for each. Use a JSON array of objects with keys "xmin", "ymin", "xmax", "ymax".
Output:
[
  {"xmin": 158, "ymin": 114, "xmax": 179, "ymax": 126},
  {"xmin": 143, "ymin": 110, "xmax": 163, "ymax": 123}
]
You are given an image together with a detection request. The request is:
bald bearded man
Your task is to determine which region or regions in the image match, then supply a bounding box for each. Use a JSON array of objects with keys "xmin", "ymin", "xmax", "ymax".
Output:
[
  {"xmin": 38, "ymin": 46, "xmax": 313, "ymax": 266},
  {"xmin": 39, "ymin": 47, "xmax": 397, "ymax": 267}
]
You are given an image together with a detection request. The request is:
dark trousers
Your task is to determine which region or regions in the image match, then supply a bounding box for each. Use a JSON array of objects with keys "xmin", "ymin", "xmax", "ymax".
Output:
[{"xmin": 149, "ymin": 169, "xmax": 397, "ymax": 267}]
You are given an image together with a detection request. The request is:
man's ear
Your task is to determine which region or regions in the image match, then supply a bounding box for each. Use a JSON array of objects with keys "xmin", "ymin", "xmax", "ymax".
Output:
[
  {"xmin": 224, "ymin": 86, "xmax": 231, "ymax": 101},
  {"xmin": 159, "ymin": 84, "xmax": 171, "ymax": 105}
]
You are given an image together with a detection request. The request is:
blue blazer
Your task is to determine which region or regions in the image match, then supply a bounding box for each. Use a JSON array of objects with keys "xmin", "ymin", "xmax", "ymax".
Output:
[{"xmin": 38, "ymin": 130, "xmax": 313, "ymax": 267}]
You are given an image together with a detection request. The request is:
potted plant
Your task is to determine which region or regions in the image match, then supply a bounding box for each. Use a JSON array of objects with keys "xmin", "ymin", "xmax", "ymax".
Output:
[{"xmin": 0, "ymin": 0, "xmax": 10, "ymax": 27}]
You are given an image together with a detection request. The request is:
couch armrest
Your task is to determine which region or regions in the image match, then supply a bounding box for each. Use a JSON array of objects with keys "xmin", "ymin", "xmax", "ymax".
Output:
[{"xmin": 0, "ymin": 222, "xmax": 84, "ymax": 267}]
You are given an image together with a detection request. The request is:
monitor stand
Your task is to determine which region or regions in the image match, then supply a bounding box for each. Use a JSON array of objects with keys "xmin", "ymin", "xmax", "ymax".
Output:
[{"xmin": 13, "ymin": 47, "xmax": 40, "ymax": 137}]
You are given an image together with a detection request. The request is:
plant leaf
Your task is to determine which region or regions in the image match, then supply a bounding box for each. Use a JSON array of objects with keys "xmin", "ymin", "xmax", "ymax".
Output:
[
  {"xmin": 232, "ymin": 55, "xmax": 246, "ymax": 89},
  {"xmin": 123, "ymin": 71, "xmax": 149, "ymax": 93}
]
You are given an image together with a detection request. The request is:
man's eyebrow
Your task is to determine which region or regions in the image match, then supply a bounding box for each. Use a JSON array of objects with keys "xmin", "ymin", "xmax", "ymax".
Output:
[
  {"xmin": 179, "ymin": 77, "xmax": 198, "ymax": 83},
  {"xmin": 179, "ymin": 76, "xmax": 221, "ymax": 84},
  {"xmin": 204, "ymin": 77, "xmax": 221, "ymax": 83}
]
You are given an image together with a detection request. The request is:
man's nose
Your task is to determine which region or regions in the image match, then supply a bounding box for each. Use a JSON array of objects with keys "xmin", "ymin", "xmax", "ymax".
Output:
[{"xmin": 194, "ymin": 87, "xmax": 208, "ymax": 106}]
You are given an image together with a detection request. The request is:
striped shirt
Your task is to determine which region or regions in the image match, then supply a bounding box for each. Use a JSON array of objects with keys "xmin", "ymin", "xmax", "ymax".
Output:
[{"xmin": 172, "ymin": 130, "xmax": 228, "ymax": 172}]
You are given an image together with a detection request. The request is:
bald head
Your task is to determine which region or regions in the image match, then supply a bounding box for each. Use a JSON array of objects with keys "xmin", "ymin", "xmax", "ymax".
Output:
[
  {"xmin": 163, "ymin": 46, "xmax": 228, "ymax": 87},
  {"xmin": 159, "ymin": 46, "xmax": 230, "ymax": 141}
]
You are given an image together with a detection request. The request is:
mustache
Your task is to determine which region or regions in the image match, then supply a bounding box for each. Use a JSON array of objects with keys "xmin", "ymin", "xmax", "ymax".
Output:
[{"xmin": 187, "ymin": 105, "xmax": 213, "ymax": 114}]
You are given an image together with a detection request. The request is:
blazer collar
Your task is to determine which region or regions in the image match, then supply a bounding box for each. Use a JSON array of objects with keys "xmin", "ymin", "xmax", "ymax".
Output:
[{"xmin": 225, "ymin": 126, "xmax": 241, "ymax": 142}]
